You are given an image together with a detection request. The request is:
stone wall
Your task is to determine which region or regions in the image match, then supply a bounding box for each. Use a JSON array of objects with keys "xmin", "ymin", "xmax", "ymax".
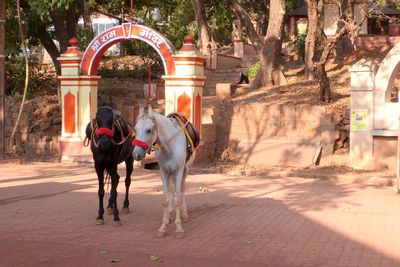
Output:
[
  {"xmin": 204, "ymin": 68, "xmax": 245, "ymax": 96},
  {"xmin": 202, "ymin": 97, "xmax": 345, "ymax": 164},
  {"xmin": 99, "ymin": 77, "xmax": 147, "ymax": 125},
  {"xmin": 4, "ymin": 96, "xmax": 60, "ymax": 160},
  {"xmin": 2, "ymin": 85, "xmax": 349, "ymax": 166}
]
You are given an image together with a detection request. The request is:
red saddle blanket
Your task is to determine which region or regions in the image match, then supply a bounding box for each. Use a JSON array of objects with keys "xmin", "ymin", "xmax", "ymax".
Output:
[{"xmin": 167, "ymin": 112, "xmax": 200, "ymax": 152}]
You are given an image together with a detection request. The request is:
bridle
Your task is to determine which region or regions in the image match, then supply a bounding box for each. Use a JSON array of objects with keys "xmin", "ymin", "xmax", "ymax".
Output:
[
  {"xmin": 132, "ymin": 116, "xmax": 189, "ymax": 154},
  {"xmin": 132, "ymin": 116, "xmax": 158, "ymax": 154},
  {"xmin": 84, "ymin": 106, "xmax": 134, "ymax": 148}
]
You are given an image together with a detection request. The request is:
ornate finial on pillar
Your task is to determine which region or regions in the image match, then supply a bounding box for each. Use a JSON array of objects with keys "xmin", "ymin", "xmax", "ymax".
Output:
[
  {"xmin": 62, "ymin": 37, "xmax": 82, "ymax": 56},
  {"xmin": 69, "ymin": 37, "xmax": 79, "ymax": 47},
  {"xmin": 184, "ymin": 35, "xmax": 195, "ymax": 44},
  {"xmin": 179, "ymin": 35, "xmax": 202, "ymax": 54}
]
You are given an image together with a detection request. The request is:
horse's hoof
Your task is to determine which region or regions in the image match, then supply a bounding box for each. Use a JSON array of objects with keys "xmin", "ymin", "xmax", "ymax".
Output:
[
  {"xmin": 96, "ymin": 219, "xmax": 104, "ymax": 225},
  {"xmin": 113, "ymin": 220, "xmax": 122, "ymax": 227},
  {"xmin": 175, "ymin": 231, "xmax": 185, "ymax": 239},
  {"xmin": 122, "ymin": 207, "xmax": 130, "ymax": 214},
  {"xmin": 156, "ymin": 230, "xmax": 167, "ymax": 238},
  {"xmin": 107, "ymin": 208, "xmax": 114, "ymax": 215},
  {"xmin": 181, "ymin": 216, "xmax": 191, "ymax": 223}
]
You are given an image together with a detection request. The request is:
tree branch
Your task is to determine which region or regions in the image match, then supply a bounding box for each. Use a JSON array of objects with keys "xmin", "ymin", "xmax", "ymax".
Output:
[{"xmin": 228, "ymin": 0, "xmax": 263, "ymax": 54}]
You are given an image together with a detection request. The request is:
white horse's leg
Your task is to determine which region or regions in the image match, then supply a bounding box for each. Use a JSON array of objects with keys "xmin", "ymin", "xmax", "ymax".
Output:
[
  {"xmin": 168, "ymin": 177, "xmax": 175, "ymax": 221},
  {"xmin": 181, "ymin": 167, "xmax": 190, "ymax": 223},
  {"xmin": 156, "ymin": 168, "xmax": 170, "ymax": 238},
  {"xmin": 174, "ymin": 168, "xmax": 185, "ymax": 238}
]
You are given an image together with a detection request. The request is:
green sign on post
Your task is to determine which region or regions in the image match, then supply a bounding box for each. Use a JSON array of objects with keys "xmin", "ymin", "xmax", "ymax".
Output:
[{"xmin": 351, "ymin": 109, "xmax": 368, "ymax": 131}]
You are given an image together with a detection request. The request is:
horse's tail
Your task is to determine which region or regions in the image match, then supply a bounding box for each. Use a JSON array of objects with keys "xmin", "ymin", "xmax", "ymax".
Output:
[{"xmin": 186, "ymin": 151, "xmax": 196, "ymax": 168}]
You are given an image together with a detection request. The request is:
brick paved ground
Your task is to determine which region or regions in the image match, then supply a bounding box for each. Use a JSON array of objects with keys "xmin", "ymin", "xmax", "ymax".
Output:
[{"xmin": 0, "ymin": 162, "xmax": 400, "ymax": 267}]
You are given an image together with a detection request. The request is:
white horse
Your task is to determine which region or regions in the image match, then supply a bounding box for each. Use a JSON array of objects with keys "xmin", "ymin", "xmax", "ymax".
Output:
[{"xmin": 132, "ymin": 106, "xmax": 195, "ymax": 238}]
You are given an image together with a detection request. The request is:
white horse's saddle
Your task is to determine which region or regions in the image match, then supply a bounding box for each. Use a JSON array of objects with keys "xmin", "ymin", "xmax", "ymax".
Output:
[{"xmin": 167, "ymin": 112, "xmax": 200, "ymax": 161}]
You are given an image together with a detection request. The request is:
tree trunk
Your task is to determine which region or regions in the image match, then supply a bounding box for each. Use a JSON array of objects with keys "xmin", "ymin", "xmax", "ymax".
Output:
[
  {"xmin": 260, "ymin": 0, "xmax": 286, "ymax": 87},
  {"xmin": 316, "ymin": 62, "xmax": 330, "ymax": 101},
  {"xmin": 316, "ymin": 0, "xmax": 357, "ymax": 102},
  {"xmin": 229, "ymin": 0, "xmax": 286, "ymax": 88},
  {"xmin": 82, "ymin": 0, "xmax": 94, "ymax": 40},
  {"xmin": 66, "ymin": 1, "xmax": 78, "ymax": 40},
  {"xmin": 228, "ymin": 0, "xmax": 263, "ymax": 53},
  {"xmin": 50, "ymin": 10, "xmax": 69, "ymax": 53},
  {"xmin": 304, "ymin": 0, "xmax": 318, "ymax": 80},
  {"xmin": 36, "ymin": 22, "xmax": 62, "ymax": 75},
  {"xmin": 191, "ymin": 0, "xmax": 214, "ymax": 54}
]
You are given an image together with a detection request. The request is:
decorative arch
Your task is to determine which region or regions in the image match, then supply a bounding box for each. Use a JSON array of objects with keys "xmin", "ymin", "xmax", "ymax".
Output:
[
  {"xmin": 375, "ymin": 45, "xmax": 400, "ymax": 102},
  {"xmin": 80, "ymin": 23, "xmax": 176, "ymax": 76}
]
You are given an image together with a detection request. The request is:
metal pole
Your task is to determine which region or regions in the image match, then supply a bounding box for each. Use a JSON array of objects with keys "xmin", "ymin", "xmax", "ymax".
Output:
[
  {"xmin": 0, "ymin": 0, "xmax": 6, "ymax": 160},
  {"xmin": 148, "ymin": 62, "xmax": 152, "ymax": 99}
]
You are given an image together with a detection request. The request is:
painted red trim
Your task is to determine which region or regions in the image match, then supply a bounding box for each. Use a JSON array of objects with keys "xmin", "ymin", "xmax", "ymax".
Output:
[
  {"xmin": 59, "ymin": 60, "xmax": 81, "ymax": 64},
  {"xmin": 59, "ymin": 77, "xmax": 101, "ymax": 81},
  {"xmin": 164, "ymin": 84, "xmax": 204, "ymax": 87},
  {"xmin": 64, "ymin": 92, "xmax": 75, "ymax": 133},
  {"xmin": 163, "ymin": 77, "xmax": 205, "ymax": 81},
  {"xmin": 80, "ymin": 24, "xmax": 176, "ymax": 76},
  {"xmin": 194, "ymin": 94, "xmax": 201, "ymax": 135},
  {"xmin": 178, "ymin": 93, "xmax": 191, "ymax": 121},
  {"xmin": 61, "ymin": 84, "xmax": 98, "ymax": 87},
  {"xmin": 173, "ymin": 57, "xmax": 206, "ymax": 62}
]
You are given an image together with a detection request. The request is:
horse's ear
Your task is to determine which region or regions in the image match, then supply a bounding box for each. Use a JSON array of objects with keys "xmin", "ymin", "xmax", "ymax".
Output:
[
  {"xmin": 148, "ymin": 105, "xmax": 154, "ymax": 115},
  {"xmin": 139, "ymin": 105, "xmax": 145, "ymax": 115},
  {"xmin": 109, "ymin": 96, "xmax": 113, "ymax": 108}
]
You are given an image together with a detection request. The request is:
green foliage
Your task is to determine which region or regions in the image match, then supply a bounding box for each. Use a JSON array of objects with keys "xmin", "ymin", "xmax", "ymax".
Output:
[
  {"xmin": 5, "ymin": 57, "xmax": 57, "ymax": 97},
  {"xmin": 98, "ymin": 56, "xmax": 163, "ymax": 80},
  {"xmin": 76, "ymin": 27, "xmax": 92, "ymax": 51},
  {"xmin": 295, "ymin": 33, "xmax": 306, "ymax": 58},
  {"xmin": 247, "ymin": 60, "xmax": 261, "ymax": 79},
  {"xmin": 205, "ymin": 0, "xmax": 234, "ymax": 45}
]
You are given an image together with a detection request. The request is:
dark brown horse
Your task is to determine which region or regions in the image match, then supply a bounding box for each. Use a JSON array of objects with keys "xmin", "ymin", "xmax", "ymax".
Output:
[{"xmin": 85, "ymin": 104, "xmax": 135, "ymax": 226}]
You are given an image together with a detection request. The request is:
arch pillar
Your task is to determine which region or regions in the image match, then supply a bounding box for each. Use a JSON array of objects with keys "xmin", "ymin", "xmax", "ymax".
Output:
[
  {"xmin": 350, "ymin": 42, "xmax": 400, "ymax": 174},
  {"xmin": 58, "ymin": 38, "xmax": 99, "ymax": 162},
  {"xmin": 162, "ymin": 35, "xmax": 206, "ymax": 137}
]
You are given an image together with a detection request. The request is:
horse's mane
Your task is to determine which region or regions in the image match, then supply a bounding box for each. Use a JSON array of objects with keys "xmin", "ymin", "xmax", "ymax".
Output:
[{"xmin": 136, "ymin": 108, "xmax": 165, "ymax": 123}]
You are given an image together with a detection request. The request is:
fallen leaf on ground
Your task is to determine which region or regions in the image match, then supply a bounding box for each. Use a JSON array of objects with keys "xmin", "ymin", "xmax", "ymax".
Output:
[
  {"xmin": 199, "ymin": 186, "xmax": 209, "ymax": 192},
  {"xmin": 150, "ymin": 255, "xmax": 160, "ymax": 261}
]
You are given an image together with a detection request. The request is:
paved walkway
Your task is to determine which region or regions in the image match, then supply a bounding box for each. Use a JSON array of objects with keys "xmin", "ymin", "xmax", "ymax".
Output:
[{"xmin": 0, "ymin": 162, "xmax": 400, "ymax": 266}]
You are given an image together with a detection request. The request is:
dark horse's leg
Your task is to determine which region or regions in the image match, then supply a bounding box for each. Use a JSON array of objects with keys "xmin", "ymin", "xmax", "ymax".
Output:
[
  {"xmin": 122, "ymin": 154, "xmax": 133, "ymax": 214},
  {"xmin": 95, "ymin": 163, "xmax": 106, "ymax": 225},
  {"xmin": 107, "ymin": 165, "xmax": 121, "ymax": 226}
]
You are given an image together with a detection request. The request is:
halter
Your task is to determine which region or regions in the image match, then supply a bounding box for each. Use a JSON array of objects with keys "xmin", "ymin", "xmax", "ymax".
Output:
[
  {"xmin": 132, "ymin": 116, "xmax": 157, "ymax": 153},
  {"xmin": 95, "ymin": 127, "xmax": 114, "ymax": 138},
  {"xmin": 84, "ymin": 106, "xmax": 134, "ymax": 148},
  {"xmin": 132, "ymin": 116, "xmax": 188, "ymax": 153}
]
